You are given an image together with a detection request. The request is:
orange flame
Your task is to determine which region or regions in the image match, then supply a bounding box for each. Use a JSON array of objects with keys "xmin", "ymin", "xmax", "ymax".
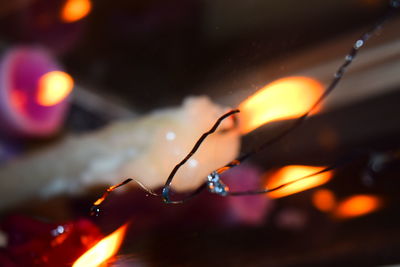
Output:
[
  {"xmin": 334, "ymin": 194, "xmax": 381, "ymax": 219},
  {"xmin": 61, "ymin": 0, "xmax": 92, "ymax": 23},
  {"xmin": 265, "ymin": 165, "xmax": 333, "ymax": 199},
  {"xmin": 73, "ymin": 223, "xmax": 128, "ymax": 267},
  {"xmin": 37, "ymin": 71, "xmax": 74, "ymax": 107},
  {"xmin": 312, "ymin": 189, "xmax": 336, "ymax": 212},
  {"xmin": 239, "ymin": 76, "xmax": 324, "ymax": 134}
]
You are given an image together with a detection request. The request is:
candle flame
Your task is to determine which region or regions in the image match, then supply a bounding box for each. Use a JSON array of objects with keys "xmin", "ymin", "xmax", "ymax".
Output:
[
  {"xmin": 37, "ymin": 71, "xmax": 74, "ymax": 107},
  {"xmin": 265, "ymin": 165, "xmax": 333, "ymax": 198},
  {"xmin": 239, "ymin": 76, "xmax": 324, "ymax": 134},
  {"xmin": 61, "ymin": 0, "xmax": 92, "ymax": 23},
  {"xmin": 312, "ymin": 189, "xmax": 336, "ymax": 212},
  {"xmin": 73, "ymin": 223, "xmax": 129, "ymax": 267},
  {"xmin": 334, "ymin": 195, "xmax": 381, "ymax": 219}
]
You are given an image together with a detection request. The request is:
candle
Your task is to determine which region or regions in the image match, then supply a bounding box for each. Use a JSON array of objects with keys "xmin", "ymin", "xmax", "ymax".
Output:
[
  {"xmin": 0, "ymin": 46, "xmax": 73, "ymax": 137},
  {"xmin": 0, "ymin": 96, "xmax": 240, "ymax": 209}
]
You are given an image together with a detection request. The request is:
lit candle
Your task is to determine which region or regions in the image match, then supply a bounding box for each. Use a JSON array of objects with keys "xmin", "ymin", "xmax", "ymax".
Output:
[
  {"xmin": 0, "ymin": 96, "xmax": 240, "ymax": 209},
  {"xmin": 0, "ymin": 46, "xmax": 73, "ymax": 137}
]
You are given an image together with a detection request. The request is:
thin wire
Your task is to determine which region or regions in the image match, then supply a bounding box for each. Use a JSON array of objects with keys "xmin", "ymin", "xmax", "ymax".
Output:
[
  {"xmin": 219, "ymin": 2, "xmax": 400, "ymax": 173},
  {"xmin": 162, "ymin": 109, "xmax": 239, "ymax": 202},
  {"xmin": 161, "ymin": 1, "xmax": 399, "ymax": 202},
  {"xmin": 228, "ymin": 165, "xmax": 337, "ymax": 196},
  {"xmin": 91, "ymin": 1, "xmax": 399, "ymax": 211},
  {"xmin": 91, "ymin": 178, "xmax": 133, "ymax": 216}
]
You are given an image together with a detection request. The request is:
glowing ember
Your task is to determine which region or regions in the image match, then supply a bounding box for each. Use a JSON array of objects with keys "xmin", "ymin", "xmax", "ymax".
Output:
[
  {"xmin": 37, "ymin": 71, "xmax": 74, "ymax": 107},
  {"xmin": 265, "ymin": 165, "xmax": 333, "ymax": 198},
  {"xmin": 73, "ymin": 223, "xmax": 128, "ymax": 267},
  {"xmin": 312, "ymin": 189, "xmax": 336, "ymax": 212},
  {"xmin": 239, "ymin": 76, "xmax": 323, "ymax": 134},
  {"xmin": 61, "ymin": 0, "xmax": 92, "ymax": 23},
  {"xmin": 334, "ymin": 195, "xmax": 382, "ymax": 219}
]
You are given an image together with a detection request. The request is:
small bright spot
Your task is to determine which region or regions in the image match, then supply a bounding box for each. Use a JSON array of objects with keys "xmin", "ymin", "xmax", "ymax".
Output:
[
  {"xmin": 312, "ymin": 189, "xmax": 336, "ymax": 212},
  {"xmin": 166, "ymin": 131, "xmax": 176, "ymax": 141},
  {"xmin": 37, "ymin": 71, "xmax": 74, "ymax": 107},
  {"xmin": 188, "ymin": 159, "xmax": 198, "ymax": 168},
  {"xmin": 61, "ymin": 0, "xmax": 92, "ymax": 23}
]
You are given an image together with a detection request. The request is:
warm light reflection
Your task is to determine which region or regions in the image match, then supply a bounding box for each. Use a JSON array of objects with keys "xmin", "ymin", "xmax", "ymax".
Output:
[
  {"xmin": 73, "ymin": 223, "xmax": 128, "ymax": 267},
  {"xmin": 37, "ymin": 71, "xmax": 74, "ymax": 106},
  {"xmin": 10, "ymin": 90, "xmax": 27, "ymax": 112},
  {"xmin": 334, "ymin": 195, "xmax": 381, "ymax": 219},
  {"xmin": 312, "ymin": 189, "xmax": 336, "ymax": 212},
  {"xmin": 61, "ymin": 0, "xmax": 92, "ymax": 23},
  {"xmin": 265, "ymin": 165, "xmax": 333, "ymax": 199},
  {"xmin": 239, "ymin": 76, "xmax": 324, "ymax": 134}
]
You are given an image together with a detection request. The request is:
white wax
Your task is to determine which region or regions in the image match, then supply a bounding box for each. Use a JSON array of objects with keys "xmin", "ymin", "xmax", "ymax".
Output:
[
  {"xmin": 119, "ymin": 96, "xmax": 240, "ymax": 192},
  {"xmin": 0, "ymin": 96, "xmax": 240, "ymax": 208}
]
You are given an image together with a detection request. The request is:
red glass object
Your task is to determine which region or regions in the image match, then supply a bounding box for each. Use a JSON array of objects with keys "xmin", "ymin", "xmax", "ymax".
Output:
[{"xmin": 0, "ymin": 215, "xmax": 103, "ymax": 266}]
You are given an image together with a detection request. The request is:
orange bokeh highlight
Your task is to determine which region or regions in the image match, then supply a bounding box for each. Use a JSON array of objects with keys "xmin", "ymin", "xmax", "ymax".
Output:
[
  {"xmin": 239, "ymin": 76, "xmax": 324, "ymax": 134},
  {"xmin": 265, "ymin": 165, "xmax": 333, "ymax": 199},
  {"xmin": 73, "ymin": 223, "xmax": 129, "ymax": 267},
  {"xmin": 37, "ymin": 71, "xmax": 74, "ymax": 106},
  {"xmin": 61, "ymin": 0, "xmax": 92, "ymax": 23},
  {"xmin": 312, "ymin": 189, "xmax": 336, "ymax": 212},
  {"xmin": 334, "ymin": 195, "xmax": 381, "ymax": 219}
]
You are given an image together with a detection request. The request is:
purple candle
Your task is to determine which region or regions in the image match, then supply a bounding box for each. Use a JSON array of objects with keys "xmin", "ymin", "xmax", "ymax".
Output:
[{"xmin": 0, "ymin": 46, "xmax": 73, "ymax": 137}]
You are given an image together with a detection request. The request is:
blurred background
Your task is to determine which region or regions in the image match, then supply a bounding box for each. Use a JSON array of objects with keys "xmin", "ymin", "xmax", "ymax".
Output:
[{"xmin": 0, "ymin": 0, "xmax": 400, "ymax": 266}]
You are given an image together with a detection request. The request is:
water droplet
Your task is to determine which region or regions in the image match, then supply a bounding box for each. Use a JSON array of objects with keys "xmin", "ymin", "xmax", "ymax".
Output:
[
  {"xmin": 354, "ymin": 40, "xmax": 364, "ymax": 49},
  {"xmin": 345, "ymin": 55, "xmax": 353, "ymax": 61}
]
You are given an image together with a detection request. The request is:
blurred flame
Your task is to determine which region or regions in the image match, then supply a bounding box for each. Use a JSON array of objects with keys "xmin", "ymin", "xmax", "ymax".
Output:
[
  {"xmin": 312, "ymin": 189, "xmax": 336, "ymax": 212},
  {"xmin": 73, "ymin": 223, "xmax": 128, "ymax": 267},
  {"xmin": 37, "ymin": 71, "xmax": 74, "ymax": 106},
  {"xmin": 61, "ymin": 0, "xmax": 92, "ymax": 23},
  {"xmin": 334, "ymin": 195, "xmax": 381, "ymax": 219},
  {"xmin": 265, "ymin": 165, "xmax": 333, "ymax": 199},
  {"xmin": 239, "ymin": 76, "xmax": 323, "ymax": 134}
]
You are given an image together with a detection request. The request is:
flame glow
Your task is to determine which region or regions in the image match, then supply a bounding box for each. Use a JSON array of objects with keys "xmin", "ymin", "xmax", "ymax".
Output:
[
  {"xmin": 37, "ymin": 71, "xmax": 74, "ymax": 106},
  {"xmin": 312, "ymin": 189, "xmax": 336, "ymax": 212},
  {"xmin": 265, "ymin": 165, "xmax": 333, "ymax": 199},
  {"xmin": 73, "ymin": 224, "xmax": 128, "ymax": 267},
  {"xmin": 334, "ymin": 195, "xmax": 381, "ymax": 219},
  {"xmin": 239, "ymin": 76, "xmax": 323, "ymax": 134},
  {"xmin": 61, "ymin": 0, "xmax": 92, "ymax": 23}
]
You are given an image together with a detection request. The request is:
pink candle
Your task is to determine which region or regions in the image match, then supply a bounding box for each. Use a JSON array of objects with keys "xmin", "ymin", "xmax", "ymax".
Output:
[{"xmin": 0, "ymin": 46, "xmax": 73, "ymax": 137}]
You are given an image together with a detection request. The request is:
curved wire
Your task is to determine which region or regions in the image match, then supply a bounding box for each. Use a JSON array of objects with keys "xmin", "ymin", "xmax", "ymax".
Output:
[
  {"xmin": 161, "ymin": 1, "xmax": 400, "ymax": 203},
  {"xmin": 161, "ymin": 109, "xmax": 240, "ymax": 203},
  {"xmin": 92, "ymin": 2, "xmax": 399, "ymax": 212}
]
